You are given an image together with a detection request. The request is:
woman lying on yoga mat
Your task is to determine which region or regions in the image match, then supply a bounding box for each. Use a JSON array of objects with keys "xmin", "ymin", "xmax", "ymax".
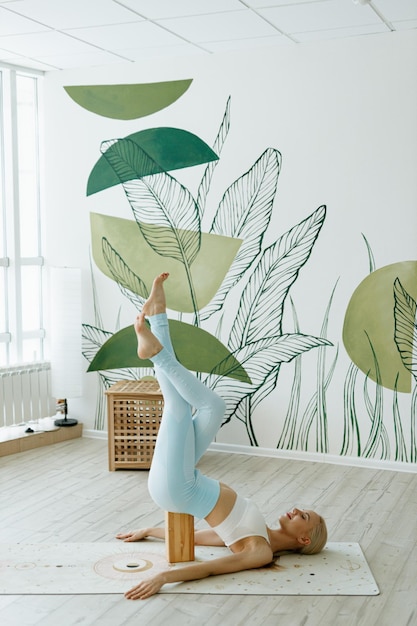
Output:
[{"xmin": 116, "ymin": 273, "xmax": 327, "ymax": 600}]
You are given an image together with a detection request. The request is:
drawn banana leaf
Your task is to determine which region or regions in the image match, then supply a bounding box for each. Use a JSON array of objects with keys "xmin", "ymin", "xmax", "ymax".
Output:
[
  {"xmin": 393, "ymin": 277, "xmax": 417, "ymax": 380},
  {"xmin": 101, "ymin": 137, "xmax": 201, "ymax": 263},
  {"xmin": 88, "ymin": 319, "xmax": 251, "ymax": 383},
  {"xmin": 87, "ymin": 127, "xmax": 218, "ymax": 196},
  {"xmin": 206, "ymin": 333, "xmax": 332, "ymax": 425},
  {"xmin": 64, "ymin": 79, "xmax": 193, "ymax": 120},
  {"xmin": 200, "ymin": 148, "xmax": 281, "ymax": 321},
  {"xmin": 197, "ymin": 96, "xmax": 231, "ymax": 220},
  {"xmin": 229, "ymin": 205, "xmax": 327, "ymax": 351},
  {"xmin": 101, "ymin": 137, "xmax": 203, "ymax": 313},
  {"xmin": 90, "ymin": 212, "xmax": 242, "ymax": 312},
  {"xmin": 102, "ymin": 237, "xmax": 149, "ymax": 309}
]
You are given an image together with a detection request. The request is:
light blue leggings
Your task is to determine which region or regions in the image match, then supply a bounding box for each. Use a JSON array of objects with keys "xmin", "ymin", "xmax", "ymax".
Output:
[{"xmin": 147, "ymin": 314, "xmax": 226, "ymax": 519}]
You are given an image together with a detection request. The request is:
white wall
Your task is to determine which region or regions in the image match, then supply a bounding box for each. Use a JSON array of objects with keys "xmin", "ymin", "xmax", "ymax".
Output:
[{"xmin": 44, "ymin": 30, "xmax": 417, "ymax": 464}]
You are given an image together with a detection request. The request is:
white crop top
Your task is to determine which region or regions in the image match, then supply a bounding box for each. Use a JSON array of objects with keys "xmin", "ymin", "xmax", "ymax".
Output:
[{"xmin": 212, "ymin": 495, "xmax": 269, "ymax": 547}]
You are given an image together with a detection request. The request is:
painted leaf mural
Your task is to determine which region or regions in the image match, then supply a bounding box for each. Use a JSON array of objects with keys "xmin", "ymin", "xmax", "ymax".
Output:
[
  {"xmin": 90, "ymin": 212, "xmax": 242, "ymax": 312},
  {"xmin": 201, "ymin": 148, "xmax": 281, "ymax": 321},
  {"xmin": 67, "ymin": 85, "xmax": 334, "ymax": 452},
  {"xmin": 197, "ymin": 96, "xmax": 231, "ymax": 221},
  {"xmin": 101, "ymin": 138, "xmax": 202, "ymax": 265},
  {"xmin": 87, "ymin": 127, "xmax": 218, "ymax": 196},
  {"xmin": 343, "ymin": 261, "xmax": 417, "ymax": 392},
  {"xmin": 88, "ymin": 320, "xmax": 251, "ymax": 384},
  {"xmin": 393, "ymin": 278, "xmax": 417, "ymax": 378},
  {"xmin": 64, "ymin": 79, "xmax": 193, "ymax": 120},
  {"xmin": 229, "ymin": 206, "xmax": 326, "ymax": 350}
]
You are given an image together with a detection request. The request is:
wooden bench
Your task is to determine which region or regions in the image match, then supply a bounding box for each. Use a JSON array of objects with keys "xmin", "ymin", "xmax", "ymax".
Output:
[{"xmin": 165, "ymin": 512, "xmax": 195, "ymax": 563}]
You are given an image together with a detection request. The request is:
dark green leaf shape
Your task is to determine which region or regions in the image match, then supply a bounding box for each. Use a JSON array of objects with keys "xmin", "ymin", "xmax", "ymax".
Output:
[
  {"xmin": 87, "ymin": 319, "xmax": 251, "ymax": 384},
  {"xmin": 87, "ymin": 127, "xmax": 219, "ymax": 196},
  {"xmin": 64, "ymin": 79, "xmax": 193, "ymax": 120}
]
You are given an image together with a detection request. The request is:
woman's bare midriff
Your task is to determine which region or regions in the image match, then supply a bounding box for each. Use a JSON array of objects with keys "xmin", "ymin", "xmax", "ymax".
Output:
[{"xmin": 204, "ymin": 482, "xmax": 238, "ymax": 527}]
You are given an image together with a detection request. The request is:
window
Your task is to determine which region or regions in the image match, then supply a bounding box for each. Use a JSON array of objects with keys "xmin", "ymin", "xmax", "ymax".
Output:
[{"xmin": 0, "ymin": 66, "xmax": 44, "ymax": 366}]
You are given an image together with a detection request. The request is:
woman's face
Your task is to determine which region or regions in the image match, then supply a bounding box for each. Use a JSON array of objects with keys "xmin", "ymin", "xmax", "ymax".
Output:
[{"xmin": 278, "ymin": 507, "xmax": 321, "ymax": 544}]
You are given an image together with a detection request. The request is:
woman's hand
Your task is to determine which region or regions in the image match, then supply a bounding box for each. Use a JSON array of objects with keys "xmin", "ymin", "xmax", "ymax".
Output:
[
  {"xmin": 125, "ymin": 574, "xmax": 164, "ymax": 600},
  {"xmin": 115, "ymin": 529, "xmax": 148, "ymax": 542}
]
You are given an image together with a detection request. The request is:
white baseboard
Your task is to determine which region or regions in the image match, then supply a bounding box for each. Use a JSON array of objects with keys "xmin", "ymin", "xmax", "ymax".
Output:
[
  {"xmin": 209, "ymin": 442, "xmax": 417, "ymax": 474},
  {"xmin": 83, "ymin": 428, "xmax": 107, "ymax": 440},
  {"xmin": 82, "ymin": 429, "xmax": 417, "ymax": 474}
]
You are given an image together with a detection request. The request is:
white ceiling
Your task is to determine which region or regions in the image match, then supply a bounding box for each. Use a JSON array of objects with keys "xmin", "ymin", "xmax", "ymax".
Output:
[{"xmin": 0, "ymin": 0, "xmax": 416, "ymax": 72}]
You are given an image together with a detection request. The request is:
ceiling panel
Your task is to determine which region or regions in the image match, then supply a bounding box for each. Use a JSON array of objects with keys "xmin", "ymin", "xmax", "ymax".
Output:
[
  {"xmin": 246, "ymin": 0, "xmax": 322, "ymax": 6},
  {"xmin": 1, "ymin": 0, "xmax": 141, "ymax": 29},
  {"xmin": 118, "ymin": 0, "xmax": 244, "ymax": 20},
  {"xmin": 0, "ymin": 30, "xmax": 104, "ymax": 56},
  {"xmin": 204, "ymin": 34, "xmax": 287, "ymax": 53},
  {"xmin": 66, "ymin": 20, "xmax": 181, "ymax": 49},
  {"xmin": 258, "ymin": 2, "xmax": 381, "ymax": 34},
  {"xmin": 393, "ymin": 18, "xmax": 417, "ymax": 30},
  {"xmin": 294, "ymin": 21, "xmax": 390, "ymax": 42},
  {"xmin": 119, "ymin": 42, "xmax": 207, "ymax": 60},
  {"xmin": 0, "ymin": 7, "xmax": 49, "ymax": 36},
  {"xmin": 373, "ymin": 0, "xmax": 417, "ymax": 22},
  {"xmin": 158, "ymin": 11, "xmax": 278, "ymax": 43},
  {"xmin": 34, "ymin": 49, "xmax": 129, "ymax": 70},
  {"xmin": 0, "ymin": 0, "xmax": 414, "ymax": 71}
]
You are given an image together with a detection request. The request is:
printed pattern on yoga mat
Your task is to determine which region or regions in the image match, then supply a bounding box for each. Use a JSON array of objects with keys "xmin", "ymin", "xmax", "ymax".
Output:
[{"xmin": 0, "ymin": 542, "xmax": 379, "ymax": 595}]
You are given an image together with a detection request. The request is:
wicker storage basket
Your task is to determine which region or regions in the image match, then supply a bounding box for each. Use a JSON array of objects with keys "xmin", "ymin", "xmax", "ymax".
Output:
[{"xmin": 105, "ymin": 380, "xmax": 164, "ymax": 470}]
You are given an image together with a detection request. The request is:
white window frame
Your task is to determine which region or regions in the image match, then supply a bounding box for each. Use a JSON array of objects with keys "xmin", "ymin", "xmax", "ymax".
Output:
[{"xmin": 0, "ymin": 64, "xmax": 45, "ymax": 366}]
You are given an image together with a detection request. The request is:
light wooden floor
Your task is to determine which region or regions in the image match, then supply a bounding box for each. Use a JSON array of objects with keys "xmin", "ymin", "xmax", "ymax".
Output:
[{"xmin": 0, "ymin": 437, "xmax": 416, "ymax": 626}]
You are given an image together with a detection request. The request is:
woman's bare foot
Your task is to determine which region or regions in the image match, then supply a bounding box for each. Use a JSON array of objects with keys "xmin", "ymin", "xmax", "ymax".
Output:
[
  {"xmin": 134, "ymin": 313, "xmax": 163, "ymax": 360},
  {"xmin": 142, "ymin": 273, "xmax": 169, "ymax": 317}
]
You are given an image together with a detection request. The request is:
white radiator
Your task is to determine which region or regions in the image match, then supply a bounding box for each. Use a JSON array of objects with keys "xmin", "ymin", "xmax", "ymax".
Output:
[{"xmin": 0, "ymin": 362, "xmax": 55, "ymax": 428}]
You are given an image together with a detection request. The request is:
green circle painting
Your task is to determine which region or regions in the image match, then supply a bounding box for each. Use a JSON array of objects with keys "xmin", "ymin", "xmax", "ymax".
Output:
[{"xmin": 343, "ymin": 261, "xmax": 417, "ymax": 393}]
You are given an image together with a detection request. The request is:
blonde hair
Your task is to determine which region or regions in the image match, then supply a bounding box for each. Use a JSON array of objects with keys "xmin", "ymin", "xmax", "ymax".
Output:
[{"xmin": 299, "ymin": 515, "xmax": 328, "ymax": 555}]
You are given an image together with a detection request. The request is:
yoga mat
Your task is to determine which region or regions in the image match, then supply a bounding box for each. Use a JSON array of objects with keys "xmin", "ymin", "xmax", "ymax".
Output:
[{"xmin": 0, "ymin": 542, "xmax": 379, "ymax": 596}]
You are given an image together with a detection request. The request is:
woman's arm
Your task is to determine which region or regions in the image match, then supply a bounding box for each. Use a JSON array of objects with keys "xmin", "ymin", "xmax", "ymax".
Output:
[
  {"xmin": 124, "ymin": 543, "xmax": 273, "ymax": 600},
  {"xmin": 117, "ymin": 528, "xmax": 224, "ymax": 546},
  {"xmin": 116, "ymin": 527, "xmax": 165, "ymax": 542}
]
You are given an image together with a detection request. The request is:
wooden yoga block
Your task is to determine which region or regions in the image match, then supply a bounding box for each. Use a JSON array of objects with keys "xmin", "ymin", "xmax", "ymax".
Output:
[{"xmin": 165, "ymin": 512, "xmax": 195, "ymax": 564}]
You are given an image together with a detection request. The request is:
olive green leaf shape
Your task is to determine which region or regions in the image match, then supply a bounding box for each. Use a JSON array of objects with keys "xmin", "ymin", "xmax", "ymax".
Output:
[
  {"xmin": 201, "ymin": 148, "xmax": 281, "ymax": 321},
  {"xmin": 64, "ymin": 79, "xmax": 192, "ymax": 120},
  {"xmin": 343, "ymin": 261, "xmax": 417, "ymax": 392},
  {"xmin": 393, "ymin": 277, "xmax": 417, "ymax": 380},
  {"xmin": 87, "ymin": 319, "xmax": 251, "ymax": 383},
  {"xmin": 102, "ymin": 237, "xmax": 149, "ymax": 310},
  {"xmin": 87, "ymin": 127, "xmax": 218, "ymax": 196},
  {"xmin": 90, "ymin": 214, "xmax": 241, "ymax": 313}
]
